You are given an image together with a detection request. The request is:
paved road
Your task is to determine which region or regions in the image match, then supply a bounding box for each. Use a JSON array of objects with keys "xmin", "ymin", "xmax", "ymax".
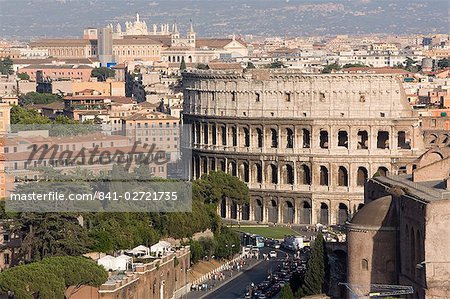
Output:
[{"xmin": 203, "ymin": 248, "xmax": 290, "ymax": 299}]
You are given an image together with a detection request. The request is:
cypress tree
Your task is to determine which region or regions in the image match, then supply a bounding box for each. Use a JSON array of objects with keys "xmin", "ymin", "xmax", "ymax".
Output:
[
  {"xmin": 300, "ymin": 231, "xmax": 327, "ymax": 296},
  {"xmin": 280, "ymin": 284, "xmax": 295, "ymax": 299},
  {"xmin": 180, "ymin": 57, "xmax": 186, "ymax": 70}
]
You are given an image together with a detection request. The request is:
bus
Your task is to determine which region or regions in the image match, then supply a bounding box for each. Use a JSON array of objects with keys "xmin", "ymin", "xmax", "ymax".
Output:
[{"xmin": 240, "ymin": 233, "xmax": 265, "ymax": 248}]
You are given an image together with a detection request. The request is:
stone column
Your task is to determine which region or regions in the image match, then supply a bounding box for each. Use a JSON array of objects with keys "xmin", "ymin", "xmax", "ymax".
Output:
[{"xmin": 278, "ymin": 200, "xmax": 283, "ymax": 224}]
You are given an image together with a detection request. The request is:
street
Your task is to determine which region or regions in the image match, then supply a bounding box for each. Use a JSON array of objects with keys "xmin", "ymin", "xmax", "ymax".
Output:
[{"xmin": 203, "ymin": 248, "xmax": 290, "ymax": 299}]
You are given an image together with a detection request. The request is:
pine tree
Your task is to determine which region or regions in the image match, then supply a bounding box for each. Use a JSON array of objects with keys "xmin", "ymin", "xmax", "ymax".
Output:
[
  {"xmin": 180, "ymin": 57, "xmax": 186, "ymax": 71},
  {"xmin": 300, "ymin": 231, "xmax": 327, "ymax": 296}
]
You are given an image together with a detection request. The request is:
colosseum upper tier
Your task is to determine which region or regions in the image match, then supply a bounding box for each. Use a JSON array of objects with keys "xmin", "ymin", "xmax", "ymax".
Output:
[{"xmin": 182, "ymin": 69, "xmax": 425, "ymax": 226}]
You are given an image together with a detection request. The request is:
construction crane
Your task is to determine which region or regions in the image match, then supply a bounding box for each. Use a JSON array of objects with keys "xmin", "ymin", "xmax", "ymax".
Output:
[{"xmin": 339, "ymin": 283, "xmax": 414, "ymax": 298}]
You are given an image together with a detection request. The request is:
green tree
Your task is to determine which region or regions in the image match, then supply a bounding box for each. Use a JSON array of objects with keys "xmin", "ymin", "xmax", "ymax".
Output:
[
  {"xmin": 342, "ymin": 63, "xmax": 367, "ymax": 68},
  {"xmin": 247, "ymin": 61, "xmax": 255, "ymax": 69},
  {"xmin": 19, "ymin": 92, "xmax": 62, "ymax": 106},
  {"xmin": 322, "ymin": 63, "xmax": 341, "ymax": 74},
  {"xmin": 91, "ymin": 67, "xmax": 115, "ymax": 82},
  {"xmin": 17, "ymin": 72, "xmax": 30, "ymax": 81},
  {"xmin": 14, "ymin": 212, "xmax": 92, "ymax": 262},
  {"xmin": 269, "ymin": 60, "xmax": 285, "ymax": 68},
  {"xmin": 280, "ymin": 284, "xmax": 295, "ymax": 299},
  {"xmin": 10, "ymin": 105, "xmax": 51, "ymax": 124},
  {"xmin": 180, "ymin": 56, "xmax": 187, "ymax": 70},
  {"xmin": 196, "ymin": 63, "xmax": 209, "ymax": 70},
  {"xmin": 0, "ymin": 57, "xmax": 13, "ymax": 75},
  {"xmin": 437, "ymin": 57, "xmax": 450, "ymax": 69},
  {"xmin": 299, "ymin": 232, "xmax": 328, "ymax": 296},
  {"xmin": 0, "ymin": 256, "xmax": 107, "ymax": 299},
  {"xmin": 189, "ymin": 240, "xmax": 204, "ymax": 263}
]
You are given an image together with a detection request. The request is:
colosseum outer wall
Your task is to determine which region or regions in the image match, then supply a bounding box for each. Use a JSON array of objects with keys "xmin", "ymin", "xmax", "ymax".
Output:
[{"xmin": 182, "ymin": 70, "xmax": 425, "ymax": 226}]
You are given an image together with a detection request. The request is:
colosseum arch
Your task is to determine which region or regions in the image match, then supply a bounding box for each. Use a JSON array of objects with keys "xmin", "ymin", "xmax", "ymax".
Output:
[
  {"xmin": 320, "ymin": 130, "xmax": 329, "ymax": 149},
  {"xmin": 338, "ymin": 203, "xmax": 349, "ymax": 224},
  {"xmin": 282, "ymin": 200, "xmax": 294, "ymax": 224},
  {"xmin": 211, "ymin": 124, "xmax": 217, "ymax": 145},
  {"xmin": 357, "ymin": 130, "xmax": 369, "ymax": 149},
  {"xmin": 427, "ymin": 133, "xmax": 438, "ymax": 145},
  {"xmin": 298, "ymin": 164, "xmax": 312, "ymax": 185},
  {"xmin": 376, "ymin": 166, "xmax": 389, "ymax": 177},
  {"xmin": 377, "ymin": 130, "xmax": 390, "ymax": 149},
  {"xmin": 270, "ymin": 128, "xmax": 278, "ymax": 148},
  {"xmin": 281, "ymin": 163, "xmax": 294, "ymax": 185},
  {"xmin": 241, "ymin": 203, "xmax": 250, "ymax": 221},
  {"xmin": 302, "ymin": 128, "xmax": 311, "ymax": 148},
  {"xmin": 228, "ymin": 161, "xmax": 237, "ymax": 176},
  {"xmin": 243, "ymin": 127, "xmax": 250, "ymax": 147},
  {"xmin": 285, "ymin": 128, "xmax": 294, "ymax": 148},
  {"xmin": 254, "ymin": 198, "xmax": 263, "ymax": 222},
  {"xmin": 231, "ymin": 126, "xmax": 238, "ymax": 146},
  {"xmin": 239, "ymin": 162, "xmax": 250, "ymax": 182},
  {"xmin": 357, "ymin": 167, "xmax": 368, "ymax": 186},
  {"xmin": 320, "ymin": 166, "xmax": 329, "ymax": 186},
  {"xmin": 338, "ymin": 130, "xmax": 349, "ymax": 148},
  {"xmin": 338, "ymin": 166, "xmax": 349, "ymax": 187},
  {"xmin": 251, "ymin": 162, "xmax": 263, "ymax": 183},
  {"xmin": 266, "ymin": 163, "xmax": 278, "ymax": 184},
  {"xmin": 320, "ymin": 202, "xmax": 329, "ymax": 225},
  {"xmin": 299, "ymin": 200, "xmax": 312, "ymax": 224},
  {"xmin": 255, "ymin": 127, "xmax": 263, "ymax": 148},
  {"xmin": 268, "ymin": 199, "xmax": 278, "ymax": 223}
]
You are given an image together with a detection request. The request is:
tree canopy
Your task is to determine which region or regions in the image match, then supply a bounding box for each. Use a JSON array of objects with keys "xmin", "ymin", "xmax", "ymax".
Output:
[
  {"xmin": 196, "ymin": 63, "xmax": 209, "ymax": 70},
  {"xmin": 321, "ymin": 63, "xmax": 341, "ymax": 73},
  {"xmin": 437, "ymin": 57, "xmax": 450, "ymax": 69},
  {"xmin": 17, "ymin": 72, "xmax": 30, "ymax": 81},
  {"xmin": 91, "ymin": 67, "xmax": 115, "ymax": 82},
  {"xmin": 19, "ymin": 92, "xmax": 62, "ymax": 106},
  {"xmin": 0, "ymin": 256, "xmax": 108, "ymax": 299},
  {"xmin": 269, "ymin": 60, "xmax": 285, "ymax": 68},
  {"xmin": 0, "ymin": 57, "xmax": 13, "ymax": 75},
  {"xmin": 10, "ymin": 105, "xmax": 51, "ymax": 125}
]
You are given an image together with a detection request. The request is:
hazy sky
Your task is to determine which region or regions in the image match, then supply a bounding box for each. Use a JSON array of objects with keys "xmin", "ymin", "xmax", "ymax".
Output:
[{"xmin": 0, "ymin": 0, "xmax": 448, "ymax": 40}]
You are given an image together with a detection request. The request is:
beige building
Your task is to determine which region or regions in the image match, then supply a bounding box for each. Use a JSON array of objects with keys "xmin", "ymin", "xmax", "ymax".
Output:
[{"xmin": 182, "ymin": 69, "xmax": 425, "ymax": 226}]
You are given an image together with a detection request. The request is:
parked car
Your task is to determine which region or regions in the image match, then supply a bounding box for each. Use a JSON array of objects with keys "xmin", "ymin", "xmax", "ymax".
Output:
[{"xmin": 269, "ymin": 251, "xmax": 277, "ymax": 258}]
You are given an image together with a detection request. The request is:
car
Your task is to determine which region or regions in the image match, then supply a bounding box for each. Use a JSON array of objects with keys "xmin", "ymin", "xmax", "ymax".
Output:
[
  {"xmin": 258, "ymin": 294, "xmax": 267, "ymax": 299},
  {"xmin": 273, "ymin": 244, "xmax": 280, "ymax": 249},
  {"xmin": 269, "ymin": 251, "xmax": 277, "ymax": 258}
]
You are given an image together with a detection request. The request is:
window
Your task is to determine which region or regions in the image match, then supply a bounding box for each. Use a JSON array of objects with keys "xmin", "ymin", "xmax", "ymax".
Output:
[
  {"xmin": 320, "ymin": 166, "xmax": 329, "ymax": 186},
  {"xmin": 270, "ymin": 129, "xmax": 278, "ymax": 148},
  {"xmin": 257, "ymin": 128, "xmax": 263, "ymax": 148},
  {"xmin": 361, "ymin": 259, "xmax": 369, "ymax": 270},
  {"xmin": 377, "ymin": 131, "xmax": 389, "ymax": 149},
  {"xmin": 255, "ymin": 92, "xmax": 260, "ymax": 102},
  {"xmin": 338, "ymin": 131, "xmax": 348, "ymax": 148},
  {"xmin": 302, "ymin": 129, "xmax": 310, "ymax": 148},
  {"xmin": 357, "ymin": 131, "xmax": 368, "ymax": 149},
  {"xmin": 357, "ymin": 167, "xmax": 368, "ymax": 186},
  {"xmin": 397, "ymin": 131, "xmax": 410, "ymax": 149},
  {"xmin": 285, "ymin": 92, "xmax": 291, "ymax": 102},
  {"xmin": 338, "ymin": 166, "xmax": 348, "ymax": 186},
  {"xmin": 286, "ymin": 128, "xmax": 294, "ymax": 148},
  {"xmin": 320, "ymin": 130, "xmax": 329, "ymax": 149}
]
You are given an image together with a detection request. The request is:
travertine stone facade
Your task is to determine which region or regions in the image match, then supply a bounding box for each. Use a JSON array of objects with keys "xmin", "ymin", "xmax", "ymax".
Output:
[{"xmin": 182, "ymin": 70, "xmax": 425, "ymax": 225}]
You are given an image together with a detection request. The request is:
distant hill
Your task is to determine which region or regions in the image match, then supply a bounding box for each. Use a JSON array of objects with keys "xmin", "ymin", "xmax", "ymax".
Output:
[{"xmin": 0, "ymin": 0, "xmax": 447, "ymax": 39}]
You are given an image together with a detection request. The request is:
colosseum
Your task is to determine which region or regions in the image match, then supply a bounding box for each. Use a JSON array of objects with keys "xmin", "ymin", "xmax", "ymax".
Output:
[{"xmin": 182, "ymin": 69, "xmax": 425, "ymax": 226}]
